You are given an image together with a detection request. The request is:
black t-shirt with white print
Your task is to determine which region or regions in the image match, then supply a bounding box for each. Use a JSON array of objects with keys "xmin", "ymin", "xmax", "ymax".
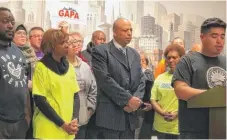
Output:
[
  {"xmin": 172, "ymin": 52, "xmax": 226, "ymax": 135},
  {"xmin": 0, "ymin": 43, "xmax": 28, "ymax": 122}
]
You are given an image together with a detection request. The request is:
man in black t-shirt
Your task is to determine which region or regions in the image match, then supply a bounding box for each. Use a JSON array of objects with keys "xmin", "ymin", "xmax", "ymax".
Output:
[
  {"xmin": 172, "ymin": 18, "xmax": 226, "ymax": 139},
  {"xmin": 0, "ymin": 7, "xmax": 29, "ymax": 139}
]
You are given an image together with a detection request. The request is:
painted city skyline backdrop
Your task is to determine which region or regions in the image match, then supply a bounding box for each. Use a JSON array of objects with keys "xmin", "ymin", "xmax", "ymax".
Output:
[{"xmin": 0, "ymin": 0, "xmax": 226, "ymax": 69}]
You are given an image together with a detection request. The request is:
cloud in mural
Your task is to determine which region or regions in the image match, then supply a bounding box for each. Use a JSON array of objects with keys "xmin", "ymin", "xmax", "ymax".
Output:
[{"xmin": 47, "ymin": 1, "xmax": 88, "ymax": 28}]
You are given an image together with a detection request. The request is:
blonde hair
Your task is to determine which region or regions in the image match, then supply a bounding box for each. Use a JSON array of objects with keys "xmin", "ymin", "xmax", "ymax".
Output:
[
  {"xmin": 41, "ymin": 29, "xmax": 69, "ymax": 54},
  {"xmin": 58, "ymin": 20, "xmax": 69, "ymax": 28}
]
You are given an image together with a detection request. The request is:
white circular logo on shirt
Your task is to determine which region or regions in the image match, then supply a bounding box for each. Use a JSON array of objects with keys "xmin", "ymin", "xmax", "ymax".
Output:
[
  {"xmin": 206, "ymin": 66, "xmax": 226, "ymax": 88},
  {"xmin": 1, "ymin": 54, "xmax": 27, "ymax": 88},
  {"xmin": 7, "ymin": 62, "xmax": 22, "ymax": 79}
]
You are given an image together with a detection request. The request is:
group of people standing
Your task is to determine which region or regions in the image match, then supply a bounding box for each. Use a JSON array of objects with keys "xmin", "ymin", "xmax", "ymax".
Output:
[{"xmin": 0, "ymin": 6, "xmax": 226, "ymax": 139}]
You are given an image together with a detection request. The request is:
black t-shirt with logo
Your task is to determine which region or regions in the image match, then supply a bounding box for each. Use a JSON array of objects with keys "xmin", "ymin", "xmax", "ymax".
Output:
[
  {"xmin": 0, "ymin": 43, "xmax": 28, "ymax": 122},
  {"xmin": 171, "ymin": 52, "xmax": 226, "ymax": 135}
]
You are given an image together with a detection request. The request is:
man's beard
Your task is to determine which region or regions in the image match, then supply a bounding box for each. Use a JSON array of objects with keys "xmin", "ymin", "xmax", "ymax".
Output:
[{"xmin": 0, "ymin": 32, "xmax": 14, "ymax": 42}]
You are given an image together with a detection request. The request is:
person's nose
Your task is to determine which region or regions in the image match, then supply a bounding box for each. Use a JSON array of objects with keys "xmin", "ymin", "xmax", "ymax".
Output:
[{"xmin": 7, "ymin": 21, "xmax": 14, "ymax": 30}]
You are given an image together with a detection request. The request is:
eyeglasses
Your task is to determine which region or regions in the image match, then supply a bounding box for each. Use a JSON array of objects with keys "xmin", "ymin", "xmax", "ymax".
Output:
[
  {"xmin": 30, "ymin": 34, "xmax": 43, "ymax": 38},
  {"xmin": 15, "ymin": 31, "xmax": 27, "ymax": 36},
  {"xmin": 67, "ymin": 39, "xmax": 83, "ymax": 46},
  {"xmin": 71, "ymin": 39, "xmax": 83, "ymax": 44}
]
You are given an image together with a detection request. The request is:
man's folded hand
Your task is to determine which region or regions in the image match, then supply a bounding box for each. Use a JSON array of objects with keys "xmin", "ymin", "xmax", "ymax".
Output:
[{"xmin": 127, "ymin": 96, "xmax": 142, "ymax": 111}]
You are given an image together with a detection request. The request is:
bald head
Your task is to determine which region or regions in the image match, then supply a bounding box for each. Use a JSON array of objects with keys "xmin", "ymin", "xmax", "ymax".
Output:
[
  {"xmin": 113, "ymin": 18, "xmax": 132, "ymax": 47},
  {"xmin": 92, "ymin": 30, "xmax": 106, "ymax": 46},
  {"xmin": 172, "ymin": 37, "xmax": 185, "ymax": 48},
  {"xmin": 113, "ymin": 18, "xmax": 129, "ymax": 31}
]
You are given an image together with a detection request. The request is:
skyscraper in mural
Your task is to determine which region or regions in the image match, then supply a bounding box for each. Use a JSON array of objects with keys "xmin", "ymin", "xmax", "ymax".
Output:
[{"xmin": 1, "ymin": 0, "xmax": 225, "ymax": 65}]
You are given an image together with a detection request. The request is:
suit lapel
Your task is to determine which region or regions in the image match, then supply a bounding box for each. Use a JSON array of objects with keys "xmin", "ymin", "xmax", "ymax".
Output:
[
  {"xmin": 109, "ymin": 41, "xmax": 129, "ymax": 71},
  {"xmin": 126, "ymin": 47, "xmax": 135, "ymax": 69}
]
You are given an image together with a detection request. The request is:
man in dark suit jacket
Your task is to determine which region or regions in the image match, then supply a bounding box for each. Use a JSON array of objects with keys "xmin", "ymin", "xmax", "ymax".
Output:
[
  {"xmin": 82, "ymin": 30, "xmax": 106, "ymax": 67},
  {"xmin": 92, "ymin": 18, "xmax": 145, "ymax": 139}
]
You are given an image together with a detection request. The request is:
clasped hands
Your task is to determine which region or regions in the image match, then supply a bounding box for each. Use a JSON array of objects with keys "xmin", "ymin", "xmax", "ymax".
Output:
[
  {"xmin": 61, "ymin": 118, "xmax": 79, "ymax": 135},
  {"xmin": 124, "ymin": 96, "xmax": 149, "ymax": 113},
  {"xmin": 162, "ymin": 111, "xmax": 178, "ymax": 122}
]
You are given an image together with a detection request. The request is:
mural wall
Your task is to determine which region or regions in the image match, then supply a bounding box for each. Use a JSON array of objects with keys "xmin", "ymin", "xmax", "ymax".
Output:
[{"xmin": 0, "ymin": 0, "xmax": 226, "ymax": 69}]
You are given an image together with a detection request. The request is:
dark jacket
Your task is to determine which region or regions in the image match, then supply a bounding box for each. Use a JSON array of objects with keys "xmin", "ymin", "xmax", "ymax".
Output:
[
  {"xmin": 143, "ymin": 69, "xmax": 155, "ymax": 123},
  {"xmin": 81, "ymin": 41, "xmax": 94, "ymax": 66},
  {"xmin": 92, "ymin": 40, "xmax": 145, "ymax": 131}
]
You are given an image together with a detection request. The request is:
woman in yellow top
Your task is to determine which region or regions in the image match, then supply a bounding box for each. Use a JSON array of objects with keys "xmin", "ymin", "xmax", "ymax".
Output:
[
  {"xmin": 151, "ymin": 44, "xmax": 185, "ymax": 139},
  {"xmin": 32, "ymin": 29, "xmax": 80, "ymax": 139}
]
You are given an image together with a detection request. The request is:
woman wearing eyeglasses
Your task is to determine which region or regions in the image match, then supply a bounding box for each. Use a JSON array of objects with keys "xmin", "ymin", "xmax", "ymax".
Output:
[
  {"xmin": 69, "ymin": 32, "xmax": 88, "ymax": 63},
  {"xmin": 13, "ymin": 24, "xmax": 37, "ymax": 74},
  {"xmin": 13, "ymin": 24, "xmax": 38, "ymax": 138},
  {"xmin": 67, "ymin": 34, "xmax": 97, "ymax": 139}
]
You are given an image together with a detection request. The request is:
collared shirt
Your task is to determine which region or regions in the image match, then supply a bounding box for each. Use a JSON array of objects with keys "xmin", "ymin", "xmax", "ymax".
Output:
[
  {"xmin": 113, "ymin": 39, "xmax": 124, "ymax": 49},
  {"xmin": 113, "ymin": 39, "xmax": 127, "ymax": 55}
]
